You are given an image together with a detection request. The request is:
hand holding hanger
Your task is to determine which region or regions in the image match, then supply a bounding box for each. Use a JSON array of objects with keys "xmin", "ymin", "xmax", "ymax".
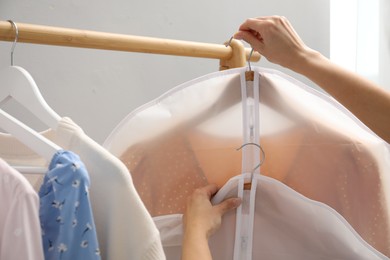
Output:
[
  {"xmin": 234, "ymin": 16, "xmax": 390, "ymax": 143},
  {"xmin": 233, "ymin": 16, "xmax": 310, "ymax": 70}
]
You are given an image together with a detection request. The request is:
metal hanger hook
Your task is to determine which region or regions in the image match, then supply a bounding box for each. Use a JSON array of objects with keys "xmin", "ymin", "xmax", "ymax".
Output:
[
  {"xmin": 236, "ymin": 142, "xmax": 266, "ymax": 171},
  {"xmin": 247, "ymin": 48, "xmax": 254, "ymax": 72},
  {"xmin": 225, "ymin": 36, "xmax": 234, "ymax": 47},
  {"xmin": 7, "ymin": 20, "xmax": 19, "ymax": 66},
  {"xmin": 225, "ymin": 36, "xmax": 254, "ymax": 72}
]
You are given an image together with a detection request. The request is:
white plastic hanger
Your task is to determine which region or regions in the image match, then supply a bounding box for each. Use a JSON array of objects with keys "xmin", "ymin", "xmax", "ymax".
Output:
[
  {"xmin": 0, "ymin": 21, "xmax": 62, "ymax": 171},
  {"xmin": 0, "ymin": 66, "xmax": 61, "ymax": 129},
  {"xmin": 0, "ymin": 108, "xmax": 61, "ymax": 163},
  {"xmin": 0, "ymin": 20, "xmax": 61, "ymax": 130}
]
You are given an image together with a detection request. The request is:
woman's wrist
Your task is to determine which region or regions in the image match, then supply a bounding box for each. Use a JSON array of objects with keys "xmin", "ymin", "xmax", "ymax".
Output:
[
  {"xmin": 184, "ymin": 224, "xmax": 209, "ymax": 240},
  {"xmin": 287, "ymin": 47, "xmax": 324, "ymax": 75},
  {"xmin": 182, "ymin": 225, "xmax": 212, "ymax": 260}
]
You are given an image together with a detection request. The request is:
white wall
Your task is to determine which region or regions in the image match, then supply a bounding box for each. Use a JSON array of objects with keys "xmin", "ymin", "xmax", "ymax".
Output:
[
  {"xmin": 330, "ymin": 0, "xmax": 390, "ymax": 90},
  {"xmin": 0, "ymin": 0, "xmax": 330, "ymax": 144}
]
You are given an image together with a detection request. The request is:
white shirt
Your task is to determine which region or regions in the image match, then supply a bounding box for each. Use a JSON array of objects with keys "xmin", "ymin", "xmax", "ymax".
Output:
[{"xmin": 0, "ymin": 158, "xmax": 44, "ymax": 260}]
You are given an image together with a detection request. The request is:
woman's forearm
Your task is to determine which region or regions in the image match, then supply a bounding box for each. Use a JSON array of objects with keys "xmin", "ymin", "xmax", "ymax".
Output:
[
  {"xmin": 292, "ymin": 50, "xmax": 390, "ymax": 143},
  {"xmin": 181, "ymin": 228, "xmax": 212, "ymax": 260}
]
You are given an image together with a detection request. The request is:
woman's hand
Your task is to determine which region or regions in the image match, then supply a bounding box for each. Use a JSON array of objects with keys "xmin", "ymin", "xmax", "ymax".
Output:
[
  {"xmin": 181, "ymin": 184, "xmax": 241, "ymax": 260},
  {"xmin": 234, "ymin": 16, "xmax": 390, "ymax": 144},
  {"xmin": 183, "ymin": 184, "xmax": 241, "ymax": 238},
  {"xmin": 234, "ymin": 16, "xmax": 316, "ymax": 71}
]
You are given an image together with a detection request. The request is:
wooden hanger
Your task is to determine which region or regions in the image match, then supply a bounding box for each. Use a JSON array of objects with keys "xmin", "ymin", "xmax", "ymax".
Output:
[{"xmin": 245, "ymin": 49, "xmax": 255, "ymax": 82}]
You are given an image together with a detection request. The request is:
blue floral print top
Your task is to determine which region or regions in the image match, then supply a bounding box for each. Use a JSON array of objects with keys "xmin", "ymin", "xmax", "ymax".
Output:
[{"xmin": 39, "ymin": 150, "xmax": 100, "ymax": 260}]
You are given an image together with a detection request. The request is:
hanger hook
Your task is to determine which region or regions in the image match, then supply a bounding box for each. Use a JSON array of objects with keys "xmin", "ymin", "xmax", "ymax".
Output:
[
  {"xmin": 236, "ymin": 142, "xmax": 266, "ymax": 172},
  {"xmin": 247, "ymin": 48, "xmax": 254, "ymax": 72},
  {"xmin": 225, "ymin": 36, "xmax": 234, "ymax": 47},
  {"xmin": 7, "ymin": 20, "xmax": 19, "ymax": 66},
  {"xmin": 225, "ymin": 36, "xmax": 254, "ymax": 72}
]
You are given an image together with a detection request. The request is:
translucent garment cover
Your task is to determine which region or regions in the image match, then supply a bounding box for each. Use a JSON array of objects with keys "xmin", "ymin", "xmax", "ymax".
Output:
[
  {"xmin": 153, "ymin": 174, "xmax": 388, "ymax": 259},
  {"xmin": 104, "ymin": 67, "xmax": 390, "ymax": 257}
]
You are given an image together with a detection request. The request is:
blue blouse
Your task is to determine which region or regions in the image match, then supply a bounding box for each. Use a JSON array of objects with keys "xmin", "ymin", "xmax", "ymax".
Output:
[{"xmin": 39, "ymin": 150, "xmax": 100, "ymax": 260}]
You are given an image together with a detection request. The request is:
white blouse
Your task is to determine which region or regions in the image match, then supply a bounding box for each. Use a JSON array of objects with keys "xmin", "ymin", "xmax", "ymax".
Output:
[{"xmin": 0, "ymin": 158, "xmax": 44, "ymax": 260}]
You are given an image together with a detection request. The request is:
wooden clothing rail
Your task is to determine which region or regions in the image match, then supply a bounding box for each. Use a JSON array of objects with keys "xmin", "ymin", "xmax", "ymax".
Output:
[{"xmin": 0, "ymin": 21, "xmax": 260, "ymax": 69}]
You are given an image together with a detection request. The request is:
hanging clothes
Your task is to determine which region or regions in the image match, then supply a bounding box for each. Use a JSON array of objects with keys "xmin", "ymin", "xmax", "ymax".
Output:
[
  {"xmin": 104, "ymin": 67, "xmax": 390, "ymax": 258},
  {"xmin": 0, "ymin": 117, "xmax": 165, "ymax": 260},
  {"xmin": 0, "ymin": 158, "xmax": 44, "ymax": 260},
  {"xmin": 39, "ymin": 150, "xmax": 100, "ymax": 260}
]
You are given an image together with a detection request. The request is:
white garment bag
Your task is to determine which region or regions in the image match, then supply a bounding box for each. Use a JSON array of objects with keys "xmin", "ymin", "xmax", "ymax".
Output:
[{"xmin": 105, "ymin": 67, "xmax": 390, "ymax": 259}]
